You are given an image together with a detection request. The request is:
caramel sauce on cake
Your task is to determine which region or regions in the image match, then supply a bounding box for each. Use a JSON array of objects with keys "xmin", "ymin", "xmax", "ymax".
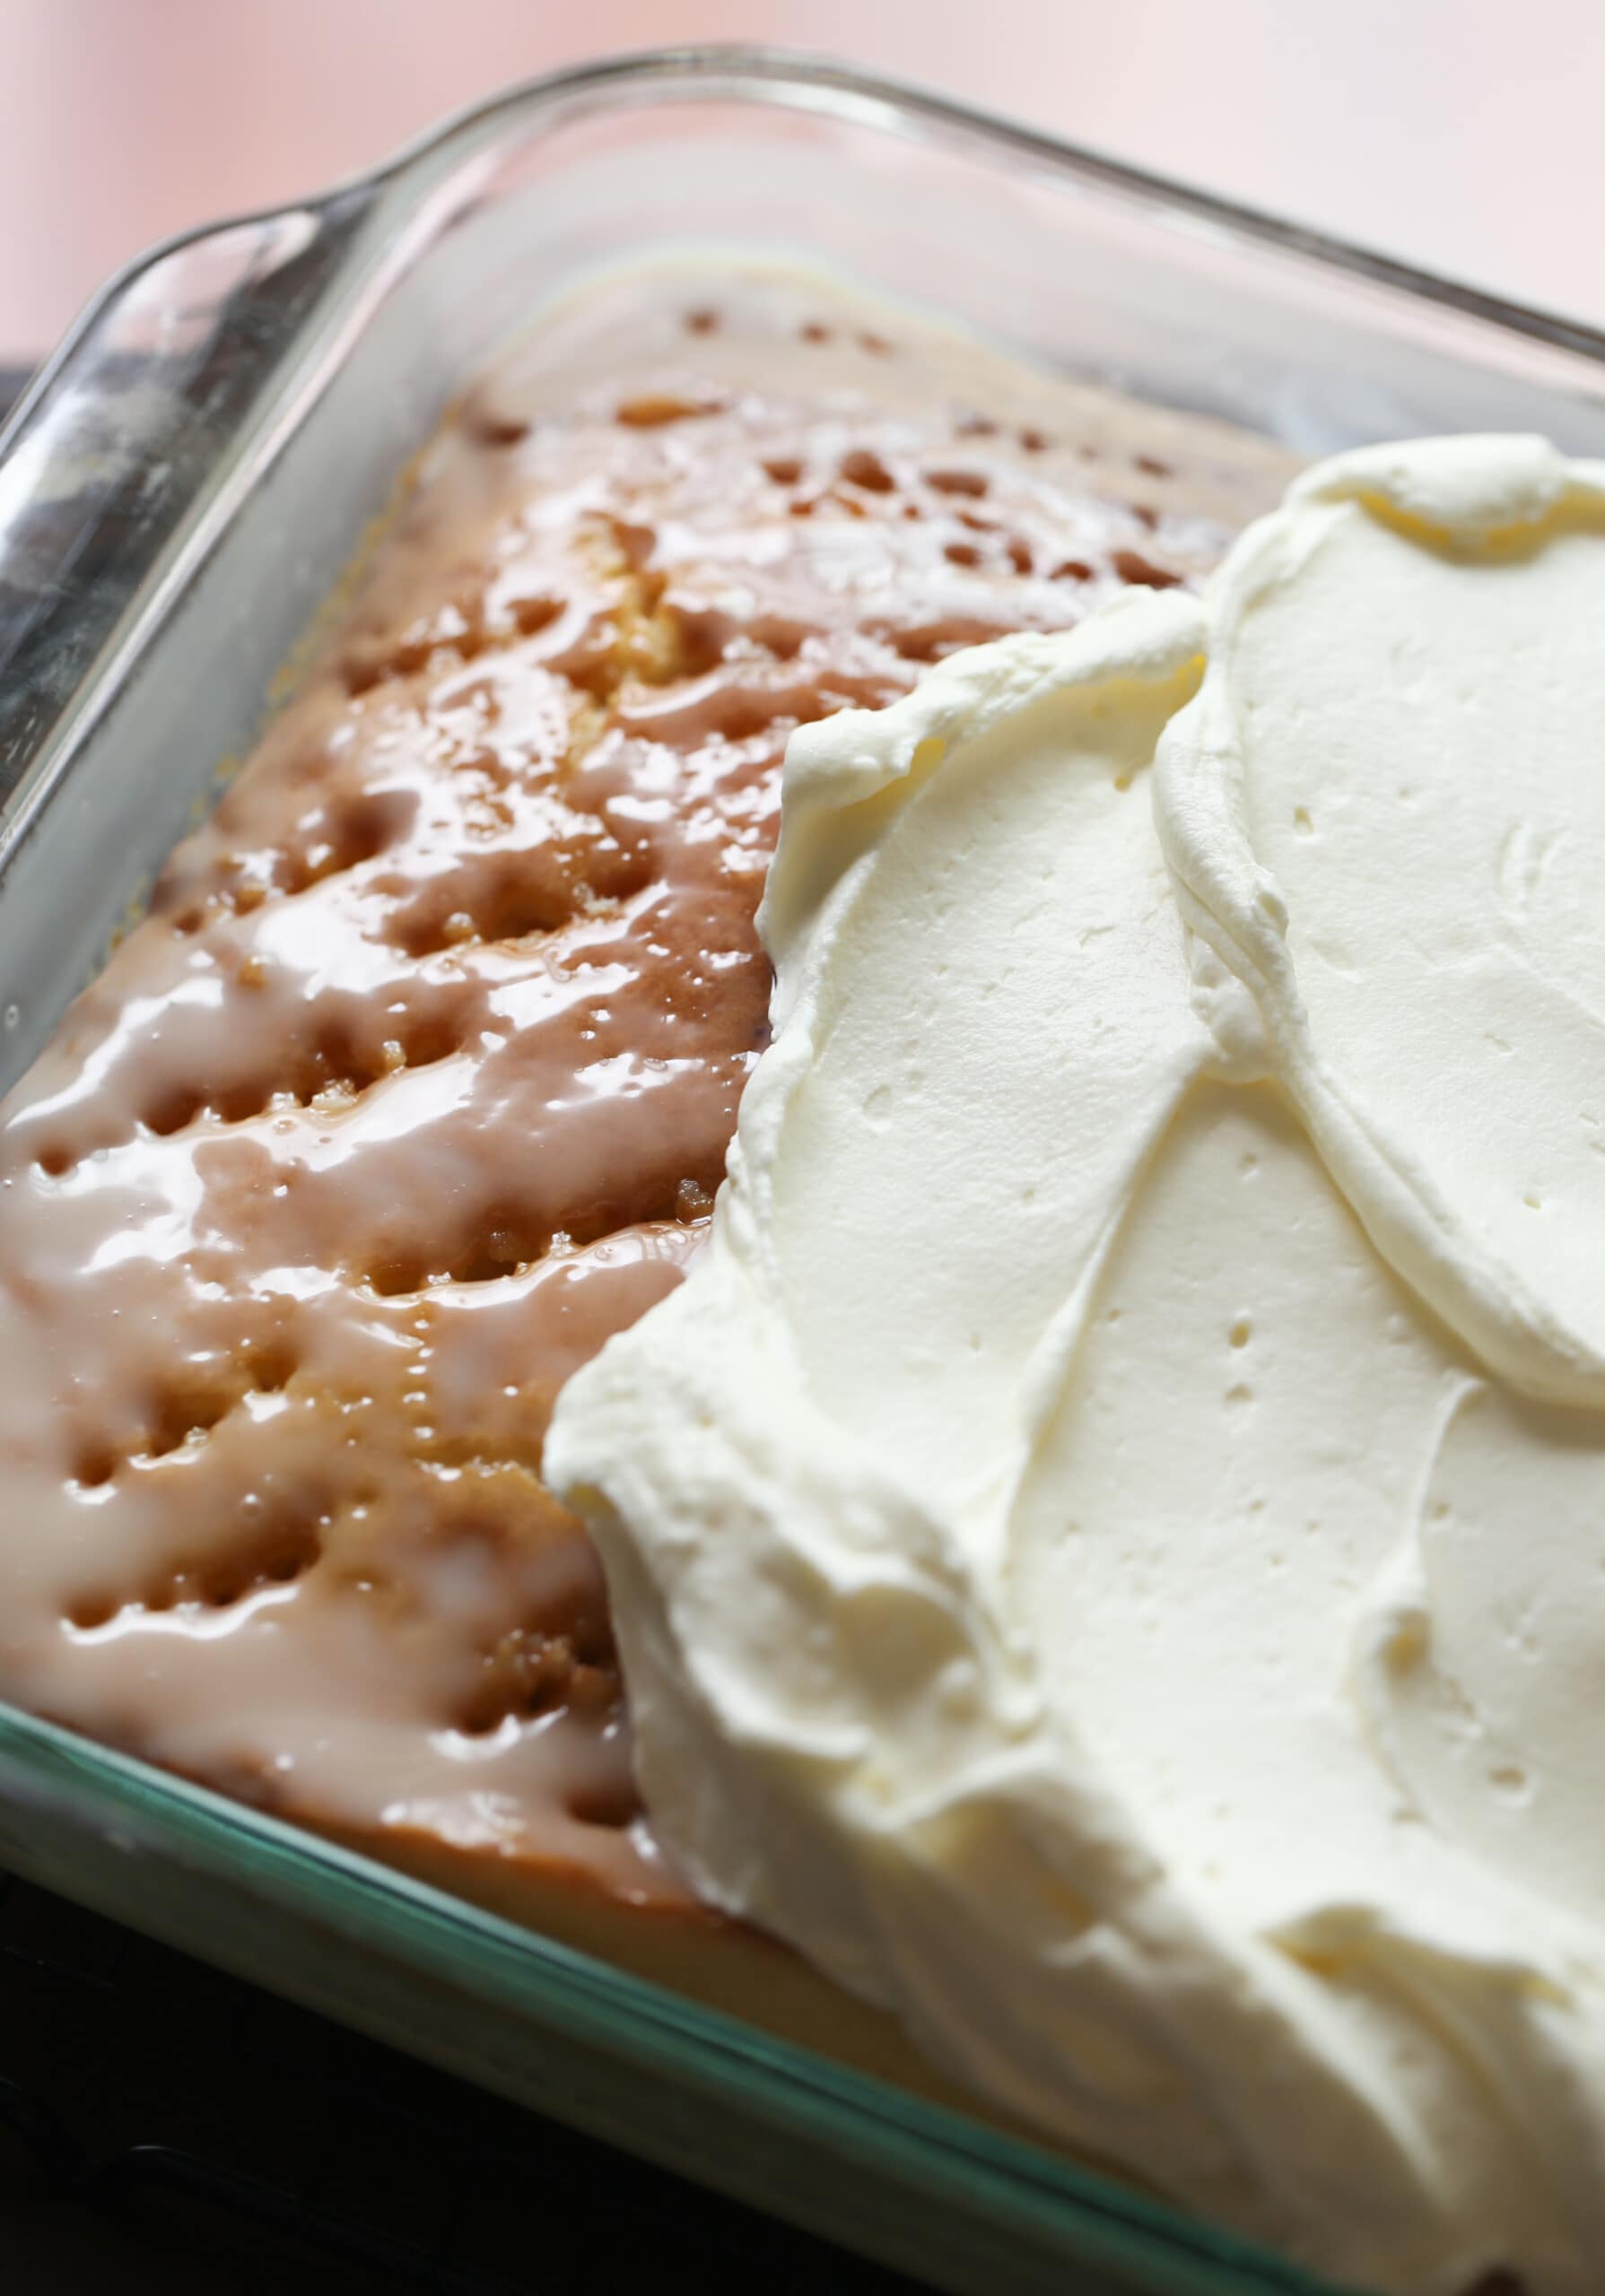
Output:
[{"xmin": 0, "ymin": 268, "xmax": 1294, "ymax": 1918}]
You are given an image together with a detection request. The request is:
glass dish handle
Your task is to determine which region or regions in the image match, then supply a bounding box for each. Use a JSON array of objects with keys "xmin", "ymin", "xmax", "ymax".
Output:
[{"xmin": 0, "ymin": 191, "xmax": 371, "ymax": 836}]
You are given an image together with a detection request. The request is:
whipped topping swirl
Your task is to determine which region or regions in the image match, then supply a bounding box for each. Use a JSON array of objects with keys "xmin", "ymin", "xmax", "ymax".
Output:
[{"xmin": 546, "ymin": 439, "xmax": 1605, "ymax": 2294}]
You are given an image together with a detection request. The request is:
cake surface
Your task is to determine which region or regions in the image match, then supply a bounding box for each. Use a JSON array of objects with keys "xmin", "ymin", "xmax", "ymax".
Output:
[{"xmin": 0, "ymin": 265, "xmax": 1293, "ymax": 1949}]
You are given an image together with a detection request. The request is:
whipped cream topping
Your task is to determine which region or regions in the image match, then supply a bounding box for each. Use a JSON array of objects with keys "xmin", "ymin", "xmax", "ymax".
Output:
[
  {"xmin": 546, "ymin": 440, "xmax": 1605, "ymax": 2294},
  {"xmin": 1160, "ymin": 435, "xmax": 1605, "ymax": 1407}
]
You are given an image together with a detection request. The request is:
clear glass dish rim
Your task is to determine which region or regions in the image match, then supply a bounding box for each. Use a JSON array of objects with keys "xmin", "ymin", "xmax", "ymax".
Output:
[
  {"xmin": 4, "ymin": 44, "xmax": 1600, "ymax": 2296},
  {"xmin": 0, "ymin": 1703, "xmax": 1320, "ymax": 2292},
  {"xmin": 13, "ymin": 36, "xmax": 1605, "ymax": 447}
]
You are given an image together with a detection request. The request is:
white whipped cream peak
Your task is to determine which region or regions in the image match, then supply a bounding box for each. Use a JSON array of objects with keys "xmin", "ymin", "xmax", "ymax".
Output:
[{"xmin": 546, "ymin": 439, "xmax": 1605, "ymax": 2294}]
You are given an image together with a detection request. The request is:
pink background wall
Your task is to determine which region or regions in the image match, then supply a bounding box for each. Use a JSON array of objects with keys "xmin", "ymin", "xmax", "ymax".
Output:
[{"xmin": 1, "ymin": 0, "xmax": 1599, "ymax": 363}]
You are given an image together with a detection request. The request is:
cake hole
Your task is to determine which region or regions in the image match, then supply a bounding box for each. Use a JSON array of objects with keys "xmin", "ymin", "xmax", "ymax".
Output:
[
  {"xmin": 509, "ymin": 594, "xmax": 563, "ymax": 638},
  {"xmin": 553, "ymin": 646, "xmax": 618, "ymax": 704},
  {"xmin": 144, "ymin": 1379, "xmax": 236, "ymax": 1459},
  {"xmin": 889, "ymin": 620, "xmax": 1007, "ymax": 665},
  {"xmin": 214, "ymin": 1081, "xmax": 271, "ymax": 1125},
  {"xmin": 1018, "ymin": 428, "xmax": 1050, "ymax": 453},
  {"xmin": 402, "ymin": 1013, "xmax": 467, "ymax": 1070},
  {"xmin": 1294, "ymin": 807, "xmax": 1314, "ymax": 836},
  {"xmin": 1005, "ymin": 537, "xmax": 1034, "ymax": 576},
  {"xmin": 761, "ymin": 454, "xmax": 802, "ymax": 485},
  {"xmin": 181, "ymin": 1515, "xmax": 324, "ymax": 1611},
  {"xmin": 452, "ymin": 1607, "xmax": 618, "ymax": 1737},
  {"xmin": 747, "ymin": 612, "xmax": 807, "ymax": 663},
  {"xmin": 839, "ymin": 448, "xmax": 895, "ymax": 494},
  {"xmin": 35, "ymin": 1143, "xmax": 74, "ymax": 1178},
  {"xmin": 465, "ymin": 408, "xmax": 530, "ymax": 448},
  {"xmin": 1110, "ymin": 549, "xmax": 1183, "ymax": 591},
  {"xmin": 665, "ymin": 600, "xmax": 735, "ymax": 679},
  {"xmin": 607, "ymin": 509, "xmax": 656, "ymax": 568},
  {"xmin": 1135, "ymin": 454, "xmax": 1173, "ymax": 478},
  {"xmin": 367, "ymin": 1257, "xmax": 426, "ymax": 1299},
  {"xmin": 571, "ymin": 1615, "xmax": 615, "ymax": 1670},
  {"xmin": 339, "ymin": 605, "xmax": 486, "ymax": 698},
  {"xmin": 955, "ymin": 413, "xmax": 999, "ymax": 438},
  {"xmin": 388, "ymin": 874, "xmax": 581, "ymax": 960},
  {"xmin": 859, "ymin": 331, "xmax": 892, "ymax": 355},
  {"xmin": 172, "ymin": 907, "xmax": 206, "ymax": 937},
  {"xmin": 927, "ymin": 468, "xmax": 989, "ymax": 499},
  {"xmin": 1131, "ymin": 503, "xmax": 1160, "ymax": 532},
  {"xmin": 615, "ymin": 393, "xmax": 723, "ymax": 428},
  {"xmin": 243, "ymin": 1341, "xmax": 298, "ymax": 1396},
  {"xmin": 1229, "ymin": 1318, "xmax": 1252, "ymax": 1350},
  {"xmin": 1051, "ymin": 559, "xmax": 1093, "ymax": 582},
  {"xmin": 144, "ymin": 1085, "xmax": 205, "ymax": 1138},
  {"xmin": 386, "ymin": 828, "xmax": 655, "ymax": 958},
  {"xmin": 353, "ymin": 633, "xmax": 429, "ymax": 694},
  {"xmin": 799, "ymin": 321, "xmax": 832, "ymax": 344},
  {"xmin": 568, "ymin": 1782, "xmax": 638, "ymax": 1831},
  {"xmin": 313, "ymin": 1020, "xmax": 378, "ymax": 1091},
  {"xmin": 943, "ymin": 542, "xmax": 982, "ymax": 570},
  {"xmin": 280, "ymin": 787, "xmax": 415, "ymax": 892},
  {"xmin": 683, "ymin": 306, "xmax": 720, "ymax": 335},
  {"xmin": 449, "ymin": 1207, "xmax": 546, "ymax": 1286},
  {"xmin": 73, "ymin": 1446, "xmax": 117, "ymax": 1492},
  {"xmin": 66, "ymin": 1594, "xmax": 117, "ymax": 1631}
]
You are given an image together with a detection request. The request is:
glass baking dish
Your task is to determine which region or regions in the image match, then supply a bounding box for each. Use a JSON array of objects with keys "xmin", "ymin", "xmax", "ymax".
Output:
[{"xmin": 4, "ymin": 46, "xmax": 1605, "ymax": 2296}]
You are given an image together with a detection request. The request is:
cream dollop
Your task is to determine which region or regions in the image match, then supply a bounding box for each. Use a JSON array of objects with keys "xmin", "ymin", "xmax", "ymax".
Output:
[
  {"xmin": 546, "ymin": 445, "xmax": 1605, "ymax": 2294},
  {"xmin": 1157, "ymin": 434, "xmax": 1605, "ymax": 1407}
]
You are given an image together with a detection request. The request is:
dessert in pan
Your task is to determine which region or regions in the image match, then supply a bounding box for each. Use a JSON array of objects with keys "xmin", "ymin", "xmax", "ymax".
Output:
[
  {"xmin": 0, "ymin": 261, "xmax": 1287, "ymax": 2048},
  {"xmin": 1, "ymin": 253, "xmax": 1594, "ymax": 2291}
]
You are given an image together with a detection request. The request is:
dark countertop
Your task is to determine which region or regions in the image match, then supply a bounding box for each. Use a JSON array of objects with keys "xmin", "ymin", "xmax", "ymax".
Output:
[{"xmin": 0, "ymin": 1865, "xmax": 923, "ymax": 2294}]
